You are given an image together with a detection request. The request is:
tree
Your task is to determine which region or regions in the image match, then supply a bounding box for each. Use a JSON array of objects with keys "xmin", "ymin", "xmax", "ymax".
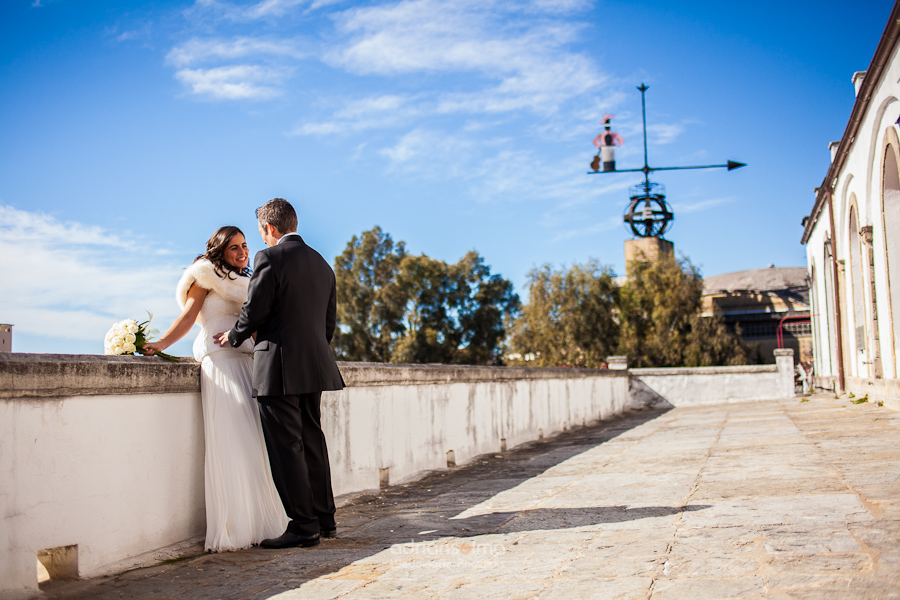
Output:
[
  {"xmin": 334, "ymin": 228, "xmax": 519, "ymax": 365},
  {"xmin": 333, "ymin": 227, "xmax": 407, "ymax": 362},
  {"xmin": 391, "ymin": 251, "xmax": 520, "ymax": 365},
  {"xmin": 618, "ymin": 255, "xmax": 746, "ymax": 367},
  {"xmin": 454, "ymin": 251, "xmax": 521, "ymax": 365},
  {"xmin": 391, "ymin": 254, "xmax": 456, "ymax": 364},
  {"xmin": 508, "ymin": 260, "xmax": 619, "ymax": 368}
]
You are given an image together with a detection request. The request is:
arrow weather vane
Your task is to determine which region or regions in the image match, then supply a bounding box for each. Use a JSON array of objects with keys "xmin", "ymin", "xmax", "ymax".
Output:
[{"xmin": 589, "ymin": 83, "xmax": 746, "ymax": 238}]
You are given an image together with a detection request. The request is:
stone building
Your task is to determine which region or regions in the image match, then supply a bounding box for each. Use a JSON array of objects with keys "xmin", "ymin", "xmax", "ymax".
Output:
[
  {"xmin": 702, "ymin": 267, "xmax": 811, "ymax": 364},
  {"xmin": 0, "ymin": 324, "xmax": 10, "ymax": 353},
  {"xmin": 801, "ymin": 1, "xmax": 900, "ymax": 409}
]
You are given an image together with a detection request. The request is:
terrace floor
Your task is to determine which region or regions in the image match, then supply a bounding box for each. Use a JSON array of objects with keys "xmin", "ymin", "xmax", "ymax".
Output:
[{"xmin": 42, "ymin": 393, "xmax": 900, "ymax": 600}]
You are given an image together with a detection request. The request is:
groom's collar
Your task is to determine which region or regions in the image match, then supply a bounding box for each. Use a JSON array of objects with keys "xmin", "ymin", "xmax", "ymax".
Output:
[{"xmin": 276, "ymin": 232, "xmax": 301, "ymax": 245}]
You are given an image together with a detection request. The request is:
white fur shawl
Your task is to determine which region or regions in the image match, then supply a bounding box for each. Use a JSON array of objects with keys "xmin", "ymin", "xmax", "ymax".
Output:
[{"xmin": 175, "ymin": 258, "xmax": 249, "ymax": 309}]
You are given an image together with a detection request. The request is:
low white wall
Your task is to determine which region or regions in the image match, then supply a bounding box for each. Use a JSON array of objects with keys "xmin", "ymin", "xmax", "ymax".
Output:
[
  {"xmin": 0, "ymin": 392, "xmax": 206, "ymax": 594},
  {"xmin": 629, "ymin": 349, "xmax": 796, "ymax": 407},
  {"xmin": 0, "ymin": 355, "xmax": 629, "ymax": 600},
  {"xmin": 326, "ymin": 369, "xmax": 630, "ymax": 495}
]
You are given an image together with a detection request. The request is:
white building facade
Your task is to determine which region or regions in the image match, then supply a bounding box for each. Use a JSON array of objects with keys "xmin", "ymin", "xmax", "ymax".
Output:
[{"xmin": 802, "ymin": 1, "xmax": 900, "ymax": 410}]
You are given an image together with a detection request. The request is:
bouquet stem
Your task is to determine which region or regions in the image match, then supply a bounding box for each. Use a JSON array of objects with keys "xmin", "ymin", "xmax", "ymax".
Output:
[{"xmin": 149, "ymin": 350, "xmax": 179, "ymax": 363}]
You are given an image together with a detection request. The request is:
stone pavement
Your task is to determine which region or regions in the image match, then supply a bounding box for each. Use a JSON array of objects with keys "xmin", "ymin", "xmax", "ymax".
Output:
[{"xmin": 42, "ymin": 394, "xmax": 900, "ymax": 600}]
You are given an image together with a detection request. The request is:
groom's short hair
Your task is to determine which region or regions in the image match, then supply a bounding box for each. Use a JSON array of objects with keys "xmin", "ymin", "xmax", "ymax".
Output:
[{"xmin": 257, "ymin": 198, "xmax": 298, "ymax": 234}]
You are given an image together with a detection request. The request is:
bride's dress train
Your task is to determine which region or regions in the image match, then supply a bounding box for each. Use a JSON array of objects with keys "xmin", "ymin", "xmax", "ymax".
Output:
[{"xmin": 177, "ymin": 259, "xmax": 288, "ymax": 551}]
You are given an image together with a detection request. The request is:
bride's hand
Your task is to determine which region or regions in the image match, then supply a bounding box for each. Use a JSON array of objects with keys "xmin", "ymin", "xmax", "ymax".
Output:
[{"xmin": 141, "ymin": 341, "xmax": 164, "ymax": 356}]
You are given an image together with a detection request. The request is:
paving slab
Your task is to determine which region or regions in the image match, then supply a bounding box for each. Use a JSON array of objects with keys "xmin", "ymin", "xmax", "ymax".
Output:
[{"xmin": 39, "ymin": 394, "xmax": 900, "ymax": 599}]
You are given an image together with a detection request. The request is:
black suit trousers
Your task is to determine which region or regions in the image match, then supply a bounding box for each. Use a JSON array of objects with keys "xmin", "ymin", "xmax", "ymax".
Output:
[{"xmin": 256, "ymin": 392, "xmax": 336, "ymax": 536}]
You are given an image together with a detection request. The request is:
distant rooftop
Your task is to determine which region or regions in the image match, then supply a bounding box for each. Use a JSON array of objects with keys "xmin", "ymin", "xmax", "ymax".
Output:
[{"xmin": 703, "ymin": 266, "xmax": 808, "ymax": 296}]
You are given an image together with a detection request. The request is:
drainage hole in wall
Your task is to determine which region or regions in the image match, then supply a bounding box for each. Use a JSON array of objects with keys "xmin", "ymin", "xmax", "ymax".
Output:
[{"xmin": 37, "ymin": 545, "xmax": 78, "ymax": 587}]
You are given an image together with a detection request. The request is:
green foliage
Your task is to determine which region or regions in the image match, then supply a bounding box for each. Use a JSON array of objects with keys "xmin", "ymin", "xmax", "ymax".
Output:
[
  {"xmin": 333, "ymin": 227, "xmax": 408, "ymax": 362},
  {"xmin": 392, "ymin": 251, "xmax": 520, "ymax": 365},
  {"xmin": 391, "ymin": 254, "xmax": 454, "ymax": 364},
  {"xmin": 509, "ymin": 255, "xmax": 746, "ymax": 369},
  {"xmin": 334, "ymin": 229, "xmax": 746, "ymax": 369},
  {"xmin": 618, "ymin": 255, "xmax": 747, "ymax": 368},
  {"xmin": 851, "ymin": 395, "xmax": 868, "ymax": 404},
  {"xmin": 508, "ymin": 261, "xmax": 619, "ymax": 368},
  {"xmin": 334, "ymin": 228, "xmax": 519, "ymax": 365},
  {"xmin": 456, "ymin": 252, "xmax": 521, "ymax": 365}
]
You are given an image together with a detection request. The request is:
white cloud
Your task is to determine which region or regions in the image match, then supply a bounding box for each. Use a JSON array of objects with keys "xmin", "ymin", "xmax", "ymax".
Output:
[
  {"xmin": 374, "ymin": 129, "xmax": 635, "ymax": 210},
  {"xmin": 174, "ymin": 0, "xmax": 606, "ymax": 121},
  {"xmin": 243, "ymin": 0, "xmax": 306, "ymax": 19},
  {"xmin": 433, "ymin": 54, "xmax": 602, "ymax": 116},
  {"xmin": 0, "ymin": 205, "xmax": 184, "ymax": 344},
  {"xmin": 293, "ymin": 94, "xmax": 419, "ymax": 136},
  {"xmin": 525, "ymin": 0, "xmax": 591, "ymax": 13},
  {"xmin": 378, "ymin": 129, "xmax": 477, "ymax": 173},
  {"xmin": 167, "ymin": 37, "xmax": 305, "ymax": 68},
  {"xmin": 336, "ymin": 94, "xmax": 410, "ymax": 118},
  {"xmin": 471, "ymin": 147, "xmax": 634, "ymax": 206},
  {"xmin": 291, "ymin": 0, "xmax": 607, "ymax": 137},
  {"xmin": 175, "ymin": 65, "xmax": 289, "ymax": 100},
  {"xmin": 187, "ymin": 0, "xmax": 338, "ymax": 22},
  {"xmin": 0, "ymin": 204, "xmax": 136, "ymax": 249},
  {"xmin": 647, "ymin": 122, "xmax": 686, "ymax": 145},
  {"xmin": 309, "ymin": 0, "xmax": 344, "ymax": 8},
  {"xmin": 551, "ymin": 215, "xmax": 622, "ymax": 242},
  {"xmin": 380, "ymin": 129, "xmax": 435, "ymax": 164},
  {"xmin": 326, "ymin": 0, "xmax": 604, "ymax": 114},
  {"xmin": 672, "ymin": 197, "xmax": 735, "ymax": 214}
]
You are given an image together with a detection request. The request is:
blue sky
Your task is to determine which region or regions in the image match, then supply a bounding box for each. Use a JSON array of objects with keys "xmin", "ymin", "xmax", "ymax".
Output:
[{"xmin": 1, "ymin": 0, "xmax": 893, "ymax": 356}]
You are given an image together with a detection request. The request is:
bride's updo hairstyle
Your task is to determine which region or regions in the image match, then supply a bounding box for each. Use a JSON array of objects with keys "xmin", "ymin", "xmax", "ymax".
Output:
[{"xmin": 197, "ymin": 226, "xmax": 252, "ymax": 279}]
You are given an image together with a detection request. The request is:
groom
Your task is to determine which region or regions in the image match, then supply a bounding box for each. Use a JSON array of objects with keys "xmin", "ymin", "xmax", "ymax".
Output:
[{"xmin": 214, "ymin": 197, "xmax": 345, "ymax": 549}]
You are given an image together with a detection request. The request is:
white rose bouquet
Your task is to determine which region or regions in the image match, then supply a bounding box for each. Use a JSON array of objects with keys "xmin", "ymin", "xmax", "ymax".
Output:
[{"xmin": 104, "ymin": 312, "xmax": 178, "ymax": 362}]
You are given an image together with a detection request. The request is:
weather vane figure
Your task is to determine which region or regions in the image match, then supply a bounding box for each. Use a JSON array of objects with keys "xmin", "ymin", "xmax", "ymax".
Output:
[
  {"xmin": 590, "ymin": 115, "xmax": 624, "ymax": 173},
  {"xmin": 589, "ymin": 84, "xmax": 745, "ymax": 239}
]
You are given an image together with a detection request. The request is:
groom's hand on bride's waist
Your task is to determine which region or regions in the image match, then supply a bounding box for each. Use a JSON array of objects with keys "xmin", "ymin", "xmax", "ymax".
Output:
[{"xmin": 213, "ymin": 331, "xmax": 231, "ymax": 347}]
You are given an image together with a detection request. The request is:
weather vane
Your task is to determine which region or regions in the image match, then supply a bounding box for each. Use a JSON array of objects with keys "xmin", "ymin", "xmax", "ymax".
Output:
[{"xmin": 589, "ymin": 83, "xmax": 746, "ymax": 238}]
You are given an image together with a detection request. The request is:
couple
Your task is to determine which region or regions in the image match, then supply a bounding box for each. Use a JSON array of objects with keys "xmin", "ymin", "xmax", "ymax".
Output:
[{"xmin": 143, "ymin": 198, "xmax": 345, "ymax": 551}]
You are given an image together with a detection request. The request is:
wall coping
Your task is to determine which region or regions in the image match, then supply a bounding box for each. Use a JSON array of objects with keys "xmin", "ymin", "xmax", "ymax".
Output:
[
  {"xmin": 336, "ymin": 361, "xmax": 624, "ymax": 386},
  {"xmin": 0, "ymin": 354, "xmax": 626, "ymax": 399},
  {"xmin": 631, "ymin": 364, "xmax": 778, "ymax": 377},
  {"xmin": 0, "ymin": 353, "xmax": 202, "ymax": 399}
]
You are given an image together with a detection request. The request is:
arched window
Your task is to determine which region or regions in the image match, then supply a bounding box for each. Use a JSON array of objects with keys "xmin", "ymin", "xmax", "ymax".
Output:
[
  {"xmin": 883, "ymin": 143, "xmax": 900, "ymax": 372},
  {"xmin": 848, "ymin": 205, "xmax": 867, "ymax": 366}
]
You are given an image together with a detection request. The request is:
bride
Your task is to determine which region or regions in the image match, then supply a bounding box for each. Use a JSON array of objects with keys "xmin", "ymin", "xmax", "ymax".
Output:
[{"xmin": 143, "ymin": 226, "xmax": 288, "ymax": 551}]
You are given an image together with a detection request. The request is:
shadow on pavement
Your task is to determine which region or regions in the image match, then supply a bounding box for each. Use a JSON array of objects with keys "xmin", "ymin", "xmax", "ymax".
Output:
[
  {"xmin": 41, "ymin": 407, "xmax": 679, "ymax": 600},
  {"xmin": 354, "ymin": 504, "xmax": 711, "ymax": 542}
]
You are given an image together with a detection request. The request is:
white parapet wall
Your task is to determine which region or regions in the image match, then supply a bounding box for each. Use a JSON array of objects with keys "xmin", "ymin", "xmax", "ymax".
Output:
[
  {"xmin": 0, "ymin": 355, "xmax": 206, "ymax": 600},
  {"xmin": 327, "ymin": 363, "xmax": 631, "ymax": 495},
  {"xmin": 629, "ymin": 349, "xmax": 796, "ymax": 407},
  {"xmin": 0, "ymin": 354, "xmax": 630, "ymax": 600}
]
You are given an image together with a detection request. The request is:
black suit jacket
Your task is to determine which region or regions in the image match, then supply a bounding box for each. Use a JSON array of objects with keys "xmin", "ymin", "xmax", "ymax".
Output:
[{"xmin": 229, "ymin": 235, "xmax": 345, "ymax": 397}]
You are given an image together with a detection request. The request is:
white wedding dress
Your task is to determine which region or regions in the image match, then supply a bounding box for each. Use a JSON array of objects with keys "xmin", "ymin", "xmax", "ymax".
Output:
[{"xmin": 176, "ymin": 259, "xmax": 288, "ymax": 551}]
